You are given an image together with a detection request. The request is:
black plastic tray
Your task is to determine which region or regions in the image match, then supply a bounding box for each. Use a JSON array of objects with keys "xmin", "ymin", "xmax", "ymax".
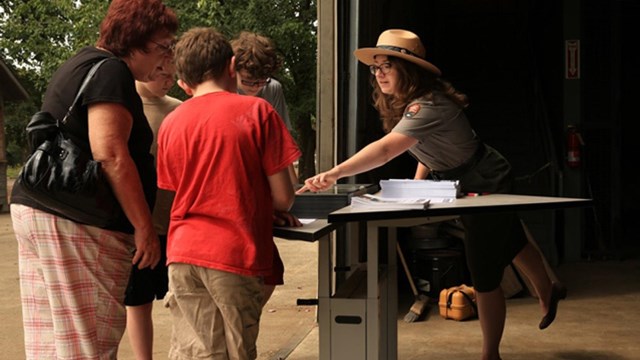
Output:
[{"xmin": 290, "ymin": 183, "xmax": 379, "ymax": 218}]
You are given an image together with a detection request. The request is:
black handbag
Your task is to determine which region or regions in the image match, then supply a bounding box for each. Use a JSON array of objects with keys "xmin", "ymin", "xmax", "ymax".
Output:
[{"xmin": 17, "ymin": 58, "xmax": 123, "ymax": 227}]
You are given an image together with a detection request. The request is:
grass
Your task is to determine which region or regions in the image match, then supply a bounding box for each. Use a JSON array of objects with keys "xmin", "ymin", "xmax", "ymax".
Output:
[{"xmin": 6, "ymin": 165, "xmax": 22, "ymax": 179}]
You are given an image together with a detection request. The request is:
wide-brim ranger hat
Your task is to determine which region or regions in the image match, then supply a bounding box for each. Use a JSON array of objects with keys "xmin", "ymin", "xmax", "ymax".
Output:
[{"xmin": 354, "ymin": 29, "xmax": 441, "ymax": 76}]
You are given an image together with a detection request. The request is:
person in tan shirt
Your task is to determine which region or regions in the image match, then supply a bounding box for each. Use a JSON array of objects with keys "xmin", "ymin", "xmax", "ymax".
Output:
[{"xmin": 126, "ymin": 63, "xmax": 182, "ymax": 360}]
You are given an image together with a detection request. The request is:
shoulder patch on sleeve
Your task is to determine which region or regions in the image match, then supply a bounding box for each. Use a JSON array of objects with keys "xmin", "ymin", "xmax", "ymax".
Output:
[{"xmin": 404, "ymin": 103, "xmax": 421, "ymax": 118}]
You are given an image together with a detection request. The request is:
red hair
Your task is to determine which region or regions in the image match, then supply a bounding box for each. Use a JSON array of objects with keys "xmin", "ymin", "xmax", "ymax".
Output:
[{"xmin": 96, "ymin": 0, "xmax": 178, "ymax": 57}]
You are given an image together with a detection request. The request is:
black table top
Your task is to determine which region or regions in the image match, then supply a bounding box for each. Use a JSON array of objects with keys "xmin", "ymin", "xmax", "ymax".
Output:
[{"xmin": 273, "ymin": 219, "xmax": 341, "ymax": 242}]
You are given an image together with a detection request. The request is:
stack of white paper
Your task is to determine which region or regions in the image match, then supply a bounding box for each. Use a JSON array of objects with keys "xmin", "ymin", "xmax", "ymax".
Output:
[
  {"xmin": 379, "ymin": 179, "xmax": 460, "ymax": 201},
  {"xmin": 351, "ymin": 194, "xmax": 430, "ymax": 210}
]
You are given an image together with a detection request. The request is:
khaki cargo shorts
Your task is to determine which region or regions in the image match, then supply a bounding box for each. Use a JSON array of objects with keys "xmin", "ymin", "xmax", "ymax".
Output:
[{"xmin": 164, "ymin": 263, "xmax": 264, "ymax": 360}]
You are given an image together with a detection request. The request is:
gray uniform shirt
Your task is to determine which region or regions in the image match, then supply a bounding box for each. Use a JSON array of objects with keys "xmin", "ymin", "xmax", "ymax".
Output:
[
  {"xmin": 393, "ymin": 93, "xmax": 524, "ymax": 293},
  {"xmin": 239, "ymin": 78, "xmax": 292, "ymax": 130},
  {"xmin": 392, "ymin": 93, "xmax": 479, "ymax": 171}
]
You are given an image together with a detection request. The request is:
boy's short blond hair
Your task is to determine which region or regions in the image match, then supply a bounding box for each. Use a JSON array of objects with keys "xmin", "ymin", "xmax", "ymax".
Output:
[{"xmin": 231, "ymin": 31, "xmax": 282, "ymax": 79}]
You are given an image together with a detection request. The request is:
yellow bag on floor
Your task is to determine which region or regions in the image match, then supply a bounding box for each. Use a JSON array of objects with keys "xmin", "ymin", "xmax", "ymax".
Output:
[{"xmin": 438, "ymin": 284, "xmax": 477, "ymax": 321}]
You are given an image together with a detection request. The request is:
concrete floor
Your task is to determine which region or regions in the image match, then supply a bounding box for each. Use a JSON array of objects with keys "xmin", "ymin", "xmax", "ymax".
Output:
[
  {"xmin": 0, "ymin": 217, "xmax": 321, "ymax": 360},
  {"xmin": 2, "ymin": 211, "xmax": 639, "ymax": 359},
  {"xmin": 286, "ymin": 254, "xmax": 640, "ymax": 360}
]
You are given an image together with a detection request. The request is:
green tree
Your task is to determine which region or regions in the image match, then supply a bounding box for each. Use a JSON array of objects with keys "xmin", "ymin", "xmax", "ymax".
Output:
[
  {"xmin": 1, "ymin": 0, "xmax": 108, "ymax": 165},
  {"xmin": 2, "ymin": 0, "xmax": 317, "ymax": 178}
]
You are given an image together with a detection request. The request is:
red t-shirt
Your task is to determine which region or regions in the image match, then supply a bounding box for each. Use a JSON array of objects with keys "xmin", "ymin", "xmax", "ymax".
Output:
[{"xmin": 157, "ymin": 91, "xmax": 300, "ymax": 277}]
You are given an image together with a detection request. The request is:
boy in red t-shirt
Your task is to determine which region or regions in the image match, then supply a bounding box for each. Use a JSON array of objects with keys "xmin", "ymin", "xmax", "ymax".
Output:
[{"xmin": 156, "ymin": 27, "xmax": 301, "ymax": 359}]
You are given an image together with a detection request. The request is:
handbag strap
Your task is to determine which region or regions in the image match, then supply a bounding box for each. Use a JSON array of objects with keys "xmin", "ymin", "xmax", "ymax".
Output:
[{"xmin": 60, "ymin": 57, "xmax": 115, "ymax": 126}]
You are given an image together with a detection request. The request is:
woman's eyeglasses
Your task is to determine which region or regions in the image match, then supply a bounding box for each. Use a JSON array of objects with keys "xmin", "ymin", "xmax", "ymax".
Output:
[
  {"xmin": 369, "ymin": 62, "xmax": 392, "ymax": 75},
  {"xmin": 240, "ymin": 78, "xmax": 271, "ymax": 87},
  {"xmin": 151, "ymin": 40, "xmax": 176, "ymax": 55}
]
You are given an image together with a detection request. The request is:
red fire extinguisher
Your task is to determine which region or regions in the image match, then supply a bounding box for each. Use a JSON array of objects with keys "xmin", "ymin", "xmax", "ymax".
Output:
[{"xmin": 566, "ymin": 125, "xmax": 582, "ymax": 168}]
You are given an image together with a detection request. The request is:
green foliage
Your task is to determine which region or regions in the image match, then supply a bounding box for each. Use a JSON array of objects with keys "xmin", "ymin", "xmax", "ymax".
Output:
[
  {"xmin": 167, "ymin": 0, "xmax": 318, "ymax": 140},
  {"xmin": 1, "ymin": 0, "xmax": 108, "ymax": 164},
  {"xmin": 3, "ymin": 101, "xmax": 38, "ymax": 166},
  {"xmin": 6, "ymin": 164, "xmax": 23, "ymax": 179},
  {"xmin": 1, "ymin": 0, "xmax": 107, "ymax": 95},
  {"xmin": 2, "ymin": 0, "xmax": 317, "ymax": 173}
]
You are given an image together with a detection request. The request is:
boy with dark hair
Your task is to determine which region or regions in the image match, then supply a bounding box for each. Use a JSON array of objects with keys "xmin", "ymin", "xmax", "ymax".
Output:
[
  {"xmin": 157, "ymin": 27, "xmax": 300, "ymax": 359},
  {"xmin": 231, "ymin": 31, "xmax": 290, "ymax": 129},
  {"xmin": 231, "ymin": 32, "xmax": 300, "ymax": 306}
]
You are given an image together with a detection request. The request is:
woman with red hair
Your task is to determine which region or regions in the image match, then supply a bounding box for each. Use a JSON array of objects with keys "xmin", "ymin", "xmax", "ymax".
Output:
[{"xmin": 10, "ymin": 1, "xmax": 178, "ymax": 358}]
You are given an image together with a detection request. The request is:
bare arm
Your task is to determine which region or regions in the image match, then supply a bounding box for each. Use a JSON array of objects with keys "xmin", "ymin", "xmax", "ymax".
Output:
[
  {"xmin": 268, "ymin": 167, "xmax": 296, "ymax": 212},
  {"xmin": 270, "ymin": 166, "xmax": 302, "ymax": 227},
  {"xmin": 298, "ymin": 132, "xmax": 418, "ymax": 193},
  {"xmin": 414, "ymin": 162, "xmax": 430, "ymax": 179},
  {"xmin": 287, "ymin": 164, "xmax": 299, "ymax": 185},
  {"xmin": 88, "ymin": 103, "xmax": 159, "ymax": 269}
]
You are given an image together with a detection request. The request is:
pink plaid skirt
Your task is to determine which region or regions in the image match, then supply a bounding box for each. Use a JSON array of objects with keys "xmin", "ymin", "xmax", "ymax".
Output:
[{"xmin": 11, "ymin": 204, "xmax": 134, "ymax": 360}]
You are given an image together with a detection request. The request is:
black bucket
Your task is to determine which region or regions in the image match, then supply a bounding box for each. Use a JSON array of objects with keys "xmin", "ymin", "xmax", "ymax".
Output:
[{"xmin": 409, "ymin": 249, "xmax": 468, "ymax": 298}]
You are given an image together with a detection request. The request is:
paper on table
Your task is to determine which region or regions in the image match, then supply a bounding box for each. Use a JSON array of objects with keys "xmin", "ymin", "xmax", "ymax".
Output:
[
  {"xmin": 298, "ymin": 218, "xmax": 317, "ymax": 225},
  {"xmin": 422, "ymin": 197, "xmax": 457, "ymax": 204},
  {"xmin": 351, "ymin": 194, "xmax": 431, "ymax": 210},
  {"xmin": 380, "ymin": 179, "xmax": 460, "ymax": 199},
  {"xmin": 382, "ymin": 179, "xmax": 460, "ymax": 188}
]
